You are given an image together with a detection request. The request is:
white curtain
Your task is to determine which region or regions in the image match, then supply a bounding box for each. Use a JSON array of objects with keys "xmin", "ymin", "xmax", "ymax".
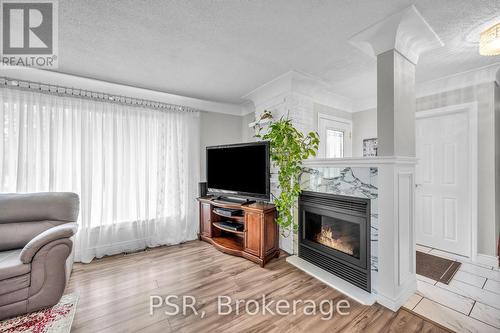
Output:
[{"xmin": 0, "ymin": 87, "xmax": 200, "ymax": 263}]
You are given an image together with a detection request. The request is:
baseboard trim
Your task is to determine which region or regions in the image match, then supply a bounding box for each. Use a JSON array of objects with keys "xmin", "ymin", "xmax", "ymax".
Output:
[{"xmin": 376, "ymin": 280, "xmax": 416, "ymax": 312}]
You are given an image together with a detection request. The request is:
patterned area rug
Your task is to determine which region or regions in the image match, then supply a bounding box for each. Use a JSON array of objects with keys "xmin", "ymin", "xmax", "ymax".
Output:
[{"xmin": 0, "ymin": 293, "xmax": 78, "ymax": 333}]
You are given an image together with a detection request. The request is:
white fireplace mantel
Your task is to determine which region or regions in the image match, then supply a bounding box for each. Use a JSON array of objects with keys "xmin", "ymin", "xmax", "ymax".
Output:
[
  {"xmin": 296, "ymin": 156, "xmax": 418, "ymax": 311},
  {"xmin": 303, "ymin": 156, "xmax": 418, "ymax": 167}
]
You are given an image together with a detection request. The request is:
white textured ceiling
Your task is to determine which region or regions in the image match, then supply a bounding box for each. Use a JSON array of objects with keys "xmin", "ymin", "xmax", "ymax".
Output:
[{"xmin": 58, "ymin": 0, "xmax": 500, "ymax": 106}]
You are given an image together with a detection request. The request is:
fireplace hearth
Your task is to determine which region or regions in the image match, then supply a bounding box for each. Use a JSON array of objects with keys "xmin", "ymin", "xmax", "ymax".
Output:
[{"xmin": 298, "ymin": 191, "xmax": 371, "ymax": 291}]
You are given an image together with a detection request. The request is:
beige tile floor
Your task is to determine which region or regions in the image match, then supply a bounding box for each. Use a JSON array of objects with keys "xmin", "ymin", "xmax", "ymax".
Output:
[{"xmin": 404, "ymin": 245, "xmax": 500, "ymax": 332}]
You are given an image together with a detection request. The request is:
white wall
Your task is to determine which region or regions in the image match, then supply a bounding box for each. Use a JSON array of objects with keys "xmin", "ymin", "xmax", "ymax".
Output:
[
  {"xmin": 200, "ymin": 111, "xmax": 249, "ymax": 181},
  {"xmin": 350, "ymin": 82, "xmax": 499, "ymax": 257},
  {"xmin": 241, "ymin": 112, "xmax": 256, "ymax": 142},
  {"xmin": 352, "ymin": 108, "xmax": 377, "ymax": 157}
]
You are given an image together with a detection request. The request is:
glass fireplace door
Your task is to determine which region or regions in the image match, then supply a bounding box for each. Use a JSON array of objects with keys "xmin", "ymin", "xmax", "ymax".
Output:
[
  {"xmin": 298, "ymin": 191, "xmax": 371, "ymax": 291},
  {"xmin": 300, "ymin": 205, "xmax": 368, "ymax": 269},
  {"xmin": 304, "ymin": 211, "xmax": 361, "ymax": 259}
]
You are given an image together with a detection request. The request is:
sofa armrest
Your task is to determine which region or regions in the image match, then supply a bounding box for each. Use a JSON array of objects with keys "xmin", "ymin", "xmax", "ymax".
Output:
[{"xmin": 19, "ymin": 223, "xmax": 78, "ymax": 264}]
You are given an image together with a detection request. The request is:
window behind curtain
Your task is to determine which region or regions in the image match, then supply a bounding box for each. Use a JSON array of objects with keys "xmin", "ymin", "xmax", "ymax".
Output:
[{"xmin": 0, "ymin": 87, "xmax": 200, "ymax": 263}]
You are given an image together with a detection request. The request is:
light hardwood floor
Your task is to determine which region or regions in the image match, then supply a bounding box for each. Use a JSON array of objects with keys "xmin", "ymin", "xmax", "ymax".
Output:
[{"xmin": 67, "ymin": 241, "xmax": 449, "ymax": 333}]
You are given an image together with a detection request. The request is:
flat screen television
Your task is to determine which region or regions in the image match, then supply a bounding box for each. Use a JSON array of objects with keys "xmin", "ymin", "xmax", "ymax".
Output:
[{"xmin": 206, "ymin": 141, "xmax": 270, "ymax": 201}]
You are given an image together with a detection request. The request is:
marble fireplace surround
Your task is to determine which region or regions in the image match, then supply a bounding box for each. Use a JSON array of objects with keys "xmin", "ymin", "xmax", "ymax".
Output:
[{"xmin": 286, "ymin": 156, "xmax": 417, "ymax": 311}]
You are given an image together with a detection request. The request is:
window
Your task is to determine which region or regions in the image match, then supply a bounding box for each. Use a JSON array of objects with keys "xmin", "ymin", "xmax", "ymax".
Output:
[
  {"xmin": 326, "ymin": 129, "xmax": 344, "ymax": 158},
  {"xmin": 0, "ymin": 88, "xmax": 200, "ymax": 263},
  {"xmin": 318, "ymin": 114, "xmax": 352, "ymax": 158}
]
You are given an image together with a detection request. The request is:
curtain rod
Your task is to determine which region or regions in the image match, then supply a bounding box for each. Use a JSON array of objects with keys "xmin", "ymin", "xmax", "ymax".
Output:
[{"xmin": 0, "ymin": 76, "xmax": 198, "ymax": 113}]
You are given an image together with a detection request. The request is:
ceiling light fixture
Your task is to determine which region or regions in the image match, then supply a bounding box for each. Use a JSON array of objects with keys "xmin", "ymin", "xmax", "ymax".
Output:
[{"xmin": 479, "ymin": 23, "xmax": 500, "ymax": 56}]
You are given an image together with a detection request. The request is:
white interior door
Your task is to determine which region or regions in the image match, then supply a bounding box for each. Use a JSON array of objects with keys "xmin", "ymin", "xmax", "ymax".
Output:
[
  {"xmin": 318, "ymin": 114, "xmax": 352, "ymax": 158},
  {"xmin": 416, "ymin": 108, "xmax": 474, "ymax": 257}
]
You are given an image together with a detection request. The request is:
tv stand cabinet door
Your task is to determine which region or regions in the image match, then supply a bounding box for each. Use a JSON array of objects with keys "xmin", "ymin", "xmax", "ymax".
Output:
[
  {"xmin": 244, "ymin": 211, "xmax": 262, "ymax": 257},
  {"xmin": 200, "ymin": 202, "xmax": 212, "ymax": 237},
  {"xmin": 264, "ymin": 210, "xmax": 278, "ymax": 255}
]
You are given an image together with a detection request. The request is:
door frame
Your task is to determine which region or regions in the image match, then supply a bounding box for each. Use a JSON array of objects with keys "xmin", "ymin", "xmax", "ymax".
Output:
[
  {"xmin": 415, "ymin": 102, "xmax": 478, "ymax": 260},
  {"xmin": 317, "ymin": 113, "xmax": 353, "ymax": 158}
]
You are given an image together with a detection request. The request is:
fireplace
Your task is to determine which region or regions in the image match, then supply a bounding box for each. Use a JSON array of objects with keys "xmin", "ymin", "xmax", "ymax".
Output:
[{"xmin": 298, "ymin": 191, "xmax": 371, "ymax": 291}]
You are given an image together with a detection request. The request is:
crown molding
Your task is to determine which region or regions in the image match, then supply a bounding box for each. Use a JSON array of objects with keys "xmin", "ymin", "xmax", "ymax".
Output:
[
  {"xmin": 416, "ymin": 62, "xmax": 500, "ymax": 98},
  {"xmin": 350, "ymin": 62, "xmax": 500, "ymax": 113},
  {"xmin": 241, "ymin": 71, "xmax": 294, "ymax": 109},
  {"xmin": 242, "ymin": 70, "xmax": 353, "ymax": 112},
  {"xmin": 0, "ymin": 66, "xmax": 246, "ymax": 116},
  {"xmin": 240, "ymin": 100, "xmax": 256, "ymax": 116},
  {"xmin": 349, "ymin": 5, "xmax": 443, "ymax": 65}
]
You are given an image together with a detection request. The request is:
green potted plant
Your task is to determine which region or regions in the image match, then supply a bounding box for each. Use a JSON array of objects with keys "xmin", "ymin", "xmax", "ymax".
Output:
[{"xmin": 253, "ymin": 111, "xmax": 319, "ymax": 236}]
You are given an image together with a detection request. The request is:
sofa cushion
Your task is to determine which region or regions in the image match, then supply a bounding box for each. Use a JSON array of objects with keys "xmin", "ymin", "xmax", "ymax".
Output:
[
  {"xmin": 0, "ymin": 250, "xmax": 30, "ymax": 280},
  {"xmin": 0, "ymin": 220, "xmax": 67, "ymax": 251},
  {"xmin": 0, "ymin": 287, "xmax": 29, "ymax": 307},
  {"xmin": 0, "ymin": 273, "xmax": 29, "ymax": 296},
  {"xmin": 0, "ymin": 192, "xmax": 79, "ymax": 224}
]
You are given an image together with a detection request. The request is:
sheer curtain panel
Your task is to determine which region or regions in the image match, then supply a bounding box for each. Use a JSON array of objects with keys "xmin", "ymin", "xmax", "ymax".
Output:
[{"xmin": 0, "ymin": 88, "xmax": 200, "ymax": 263}]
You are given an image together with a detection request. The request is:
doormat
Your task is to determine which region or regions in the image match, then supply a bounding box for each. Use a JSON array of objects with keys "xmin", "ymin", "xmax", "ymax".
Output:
[{"xmin": 416, "ymin": 251, "xmax": 461, "ymax": 284}]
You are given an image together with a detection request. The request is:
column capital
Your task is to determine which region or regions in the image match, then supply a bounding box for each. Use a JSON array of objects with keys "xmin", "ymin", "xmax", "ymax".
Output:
[{"xmin": 349, "ymin": 5, "xmax": 443, "ymax": 64}]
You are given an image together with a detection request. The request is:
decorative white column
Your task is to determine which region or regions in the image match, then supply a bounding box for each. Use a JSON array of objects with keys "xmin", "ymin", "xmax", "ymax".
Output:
[
  {"xmin": 377, "ymin": 49, "xmax": 416, "ymax": 156},
  {"xmin": 350, "ymin": 5, "xmax": 443, "ymax": 310}
]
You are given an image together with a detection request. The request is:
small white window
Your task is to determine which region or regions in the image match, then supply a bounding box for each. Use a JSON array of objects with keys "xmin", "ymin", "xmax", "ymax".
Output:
[
  {"xmin": 318, "ymin": 114, "xmax": 352, "ymax": 158},
  {"xmin": 326, "ymin": 129, "xmax": 344, "ymax": 158}
]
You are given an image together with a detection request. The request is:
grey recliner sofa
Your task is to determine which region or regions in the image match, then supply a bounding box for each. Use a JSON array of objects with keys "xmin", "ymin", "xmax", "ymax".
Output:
[{"xmin": 0, "ymin": 192, "xmax": 79, "ymax": 320}]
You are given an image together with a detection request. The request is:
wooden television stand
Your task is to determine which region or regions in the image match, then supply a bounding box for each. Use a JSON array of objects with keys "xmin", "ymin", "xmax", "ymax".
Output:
[{"xmin": 197, "ymin": 196, "xmax": 279, "ymax": 267}]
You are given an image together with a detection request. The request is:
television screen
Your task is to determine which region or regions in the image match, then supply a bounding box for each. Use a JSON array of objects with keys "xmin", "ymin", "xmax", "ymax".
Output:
[{"xmin": 206, "ymin": 142, "xmax": 270, "ymax": 200}]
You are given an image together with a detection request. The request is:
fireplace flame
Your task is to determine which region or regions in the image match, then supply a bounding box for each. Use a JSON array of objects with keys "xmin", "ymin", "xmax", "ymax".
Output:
[{"xmin": 315, "ymin": 226, "xmax": 355, "ymax": 255}]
